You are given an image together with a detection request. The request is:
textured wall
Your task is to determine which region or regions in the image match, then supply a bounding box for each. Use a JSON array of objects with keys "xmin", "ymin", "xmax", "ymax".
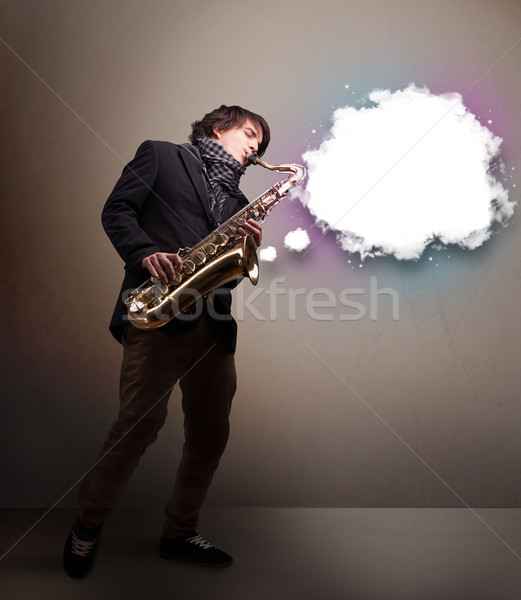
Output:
[{"xmin": 1, "ymin": 0, "xmax": 521, "ymax": 508}]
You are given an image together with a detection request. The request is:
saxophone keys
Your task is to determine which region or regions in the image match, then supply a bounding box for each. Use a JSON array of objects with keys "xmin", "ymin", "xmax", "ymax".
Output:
[
  {"xmin": 182, "ymin": 260, "xmax": 196, "ymax": 274},
  {"xmin": 215, "ymin": 233, "xmax": 228, "ymax": 246},
  {"xmin": 205, "ymin": 243, "xmax": 217, "ymax": 256},
  {"xmin": 192, "ymin": 251, "xmax": 206, "ymax": 266},
  {"xmin": 128, "ymin": 300, "xmax": 145, "ymax": 314}
]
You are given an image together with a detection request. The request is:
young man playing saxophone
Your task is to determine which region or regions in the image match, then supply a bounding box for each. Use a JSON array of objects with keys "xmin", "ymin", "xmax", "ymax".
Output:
[{"xmin": 63, "ymin": 105, "xmax": 269, "ymax": 578}]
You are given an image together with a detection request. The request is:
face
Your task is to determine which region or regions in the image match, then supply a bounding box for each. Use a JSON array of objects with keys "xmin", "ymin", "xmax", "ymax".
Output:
[{"xmin": 211, "ymin": 119, "xmax": 263, "ymax": 166}]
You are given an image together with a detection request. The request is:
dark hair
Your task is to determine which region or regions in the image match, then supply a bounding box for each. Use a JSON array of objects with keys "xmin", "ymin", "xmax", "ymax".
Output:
[{"xmin": 189, "ymin": 105, "xmax": 270, "ymax": 157}]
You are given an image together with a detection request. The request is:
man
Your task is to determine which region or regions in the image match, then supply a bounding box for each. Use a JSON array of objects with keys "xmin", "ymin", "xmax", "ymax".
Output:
[{"xmin": 63, "ymin": 105, "xmax": 270, "ymax": 578}]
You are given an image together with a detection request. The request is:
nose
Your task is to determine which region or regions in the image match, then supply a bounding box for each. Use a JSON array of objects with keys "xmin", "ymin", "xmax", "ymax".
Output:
[{"xmin": 249, "ymin": 138, "xmax": 258, "ymax": 152}]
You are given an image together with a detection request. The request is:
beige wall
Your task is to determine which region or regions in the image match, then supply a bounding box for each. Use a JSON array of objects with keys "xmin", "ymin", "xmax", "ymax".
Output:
[{"xmin": 1, "ymin": 0, "xmax": 521, "ymax": 508}]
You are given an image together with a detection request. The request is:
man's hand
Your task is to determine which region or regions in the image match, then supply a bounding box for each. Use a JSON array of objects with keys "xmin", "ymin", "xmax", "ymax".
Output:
[
  {"xmin": 142, "ymin": 252, "xmax": 183, "ymax": 284},
  {"xmin": 237, "ymin": 219, "xmax": 262, "ymax": 248}
]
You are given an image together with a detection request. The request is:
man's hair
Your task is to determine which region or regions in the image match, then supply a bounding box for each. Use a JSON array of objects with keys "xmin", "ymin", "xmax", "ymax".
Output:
[{"xmin": 189, "ymin": 105, "xmax": 270, "ymax": 157}]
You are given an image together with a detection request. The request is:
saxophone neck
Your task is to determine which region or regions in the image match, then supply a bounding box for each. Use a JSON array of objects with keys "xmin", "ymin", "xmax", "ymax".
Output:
[{"xmin": 248, "ymin": 154, "xmax": 306, "ymax": 187}]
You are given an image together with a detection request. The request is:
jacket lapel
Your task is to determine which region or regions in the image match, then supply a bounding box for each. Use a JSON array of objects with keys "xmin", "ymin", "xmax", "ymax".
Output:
[{"xmin": 178, "ymin": 144, "xmax": 216, "ymax": 227}]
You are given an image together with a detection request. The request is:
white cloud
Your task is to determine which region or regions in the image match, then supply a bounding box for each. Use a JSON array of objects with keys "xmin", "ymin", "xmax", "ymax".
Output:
[
  {"xmin": 302, "ymin": 84, "xmax": 515, "ymax": 260},
  {"xmin": 259, "ymin": 245, "xmax": 277, "ymax": 262},
  {"xmin": 284, "ymin": 228, "xmax": 311, "ymax": 252}
]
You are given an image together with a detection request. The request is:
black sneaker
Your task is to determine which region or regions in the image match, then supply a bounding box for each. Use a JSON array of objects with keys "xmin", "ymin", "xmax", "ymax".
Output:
[
  {"xmin": 159, "ymin": 531, "xmax": 233, "ymax": 568},
  {"xmin": 63, "ymin": 517, "xmax": 103, "ymax": 578}
]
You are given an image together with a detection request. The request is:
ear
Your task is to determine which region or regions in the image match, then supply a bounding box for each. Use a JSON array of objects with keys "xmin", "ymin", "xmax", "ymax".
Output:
[{"xmin": 211, "ymin": 126, "xmax": 222, "ymax": 140}]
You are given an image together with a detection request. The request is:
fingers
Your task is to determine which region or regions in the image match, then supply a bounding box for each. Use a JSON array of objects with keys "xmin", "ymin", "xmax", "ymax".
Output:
[
  {"xmin": 142, "ymin": 252, "xmax": 181, "ymax": 284},
  {"xmin": 238, "ymin": 219, "xmax": 262, "ymax": 248}
]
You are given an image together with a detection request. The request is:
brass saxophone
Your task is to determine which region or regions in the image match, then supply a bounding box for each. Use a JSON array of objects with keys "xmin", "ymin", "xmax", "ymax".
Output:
[{"xmin": 124, "ymin": 156, "xmax": 306, "ymax": 329}]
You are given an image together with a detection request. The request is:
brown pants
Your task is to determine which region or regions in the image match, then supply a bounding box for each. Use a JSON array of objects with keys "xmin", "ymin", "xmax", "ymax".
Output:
[{"xmin": 77, "ymin": 311, "xmax": 236, "ymax": 538}]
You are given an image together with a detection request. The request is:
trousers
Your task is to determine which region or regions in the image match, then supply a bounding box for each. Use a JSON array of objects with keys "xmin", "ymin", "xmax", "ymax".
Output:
[{"xmin": 77, "ymin": 310, "xmax": 236, "ymax": 538}]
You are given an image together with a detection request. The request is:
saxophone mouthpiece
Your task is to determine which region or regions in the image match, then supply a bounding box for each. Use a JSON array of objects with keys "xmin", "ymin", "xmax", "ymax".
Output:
[{"xmin": 247, "ymin": 153, "xmax": 259, "ymax": 165}]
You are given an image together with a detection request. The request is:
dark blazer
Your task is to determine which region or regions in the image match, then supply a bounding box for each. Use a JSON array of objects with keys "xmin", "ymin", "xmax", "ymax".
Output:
[{"xmin": 101, "ymin": 140, "xmax": 248, "ymax": 346}]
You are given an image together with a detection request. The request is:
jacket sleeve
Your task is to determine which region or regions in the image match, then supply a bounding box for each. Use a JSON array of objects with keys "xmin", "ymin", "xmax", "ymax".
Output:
[{"xmin": 101, "ymin": 140, "xmax": 161, "ymax": 271}]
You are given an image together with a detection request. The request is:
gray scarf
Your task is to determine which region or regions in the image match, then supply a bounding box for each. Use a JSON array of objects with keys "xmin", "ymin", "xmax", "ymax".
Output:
[{"xmin": 195, "ymin": 135, "xmax": 247, "ymax": 223}]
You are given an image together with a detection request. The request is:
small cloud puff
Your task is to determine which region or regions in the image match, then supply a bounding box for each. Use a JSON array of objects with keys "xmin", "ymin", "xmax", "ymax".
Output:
[
  {"xmin": 259, "ymin": 246, "xmax": 277, "ymax": 262},
  {"xmin": 284, "ymin": 228, "xmax": 311, "ymax": 252}
]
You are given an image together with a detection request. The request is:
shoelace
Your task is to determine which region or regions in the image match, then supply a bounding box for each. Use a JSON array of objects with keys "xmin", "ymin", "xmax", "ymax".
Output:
[
  {"xmin": 186, "ymin": 534, "xmax": 213, "ymax": 550},
  {"xmin": 71, "ymin": 531, "xmax": 98, "ymax": 557}
]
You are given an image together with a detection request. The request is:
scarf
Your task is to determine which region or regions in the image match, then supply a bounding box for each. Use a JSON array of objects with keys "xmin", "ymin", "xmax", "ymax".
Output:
[{"xmin": 194, "ymin": 135, "xmax": 247, "ymax": 223}]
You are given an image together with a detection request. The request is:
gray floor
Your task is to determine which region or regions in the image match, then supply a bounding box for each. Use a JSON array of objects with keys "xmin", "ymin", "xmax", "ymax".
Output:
[{"xmin": 1, "ymin": 507, "xmax": 521, "ymax": 599}]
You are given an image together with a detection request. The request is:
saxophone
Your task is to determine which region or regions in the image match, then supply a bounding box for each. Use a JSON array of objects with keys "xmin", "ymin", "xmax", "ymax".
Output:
[{"xmin": 124, "ymin": 156, "xmax": 306, "ymax": 329}]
